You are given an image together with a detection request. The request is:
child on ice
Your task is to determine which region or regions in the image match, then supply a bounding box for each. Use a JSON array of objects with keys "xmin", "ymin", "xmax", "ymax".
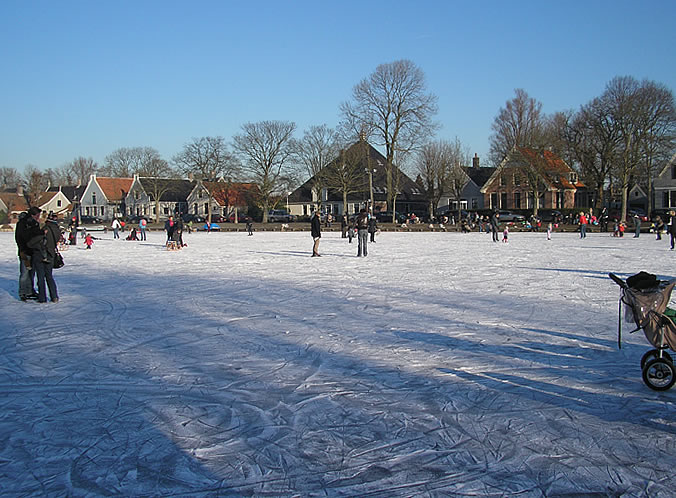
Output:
[
  {"xmin": 502, "ymin": 225, "xmax": 509, "ymax": 243},
  {"xmin": 547, "ymin": 223, "xmax": 552, "ymax": 240},
  {"xmin": 85, "ymin": 233, "xmax": 94, "ymax": 249}
]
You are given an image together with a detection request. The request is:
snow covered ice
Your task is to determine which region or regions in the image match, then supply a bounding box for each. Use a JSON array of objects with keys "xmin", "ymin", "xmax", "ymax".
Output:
[{"xmin": 0, "ymin": 228, "xmax": 675, "ymax": 496}]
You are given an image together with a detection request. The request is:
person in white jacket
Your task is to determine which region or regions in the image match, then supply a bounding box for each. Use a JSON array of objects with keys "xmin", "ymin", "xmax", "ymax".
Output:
[{"xmin": 111, "ymin": 218, "xmax": 121, "ymax": 239}]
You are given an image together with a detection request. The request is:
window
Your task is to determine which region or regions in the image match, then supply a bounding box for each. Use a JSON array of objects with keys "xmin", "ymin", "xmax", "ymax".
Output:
[
  {"xmin": 135, "ymin": 191, "xmax": 140, "ymax": 200},
  {"xmin": 92, "ymin": 192, "xmax": 96, "ymax": 204},
  {"xmin": 471, "ymin": 198, "xmax": 478, "ymax": 209},
  {"xmin": 204, "ymin": 203, "xmax": 209, "ymax": 213},
  {"xmin": 101, "ymin": 207, "xmax": 105, "ymax": 216},
  {"xmin": 570, "ymin": 172, "xmax": 578, "ymax": 184},
  {"xmin": 672, "ymin": 165, "xmax": 676, "ymax": 180},
  {"xmin": 501, "ymin": 192, "xmax": 507, "ymax": 208},
  {"xmin": 513, "ymin": 174, "xmax": 521, "ymax": 186},
  {"xmin": 514, "ymin": 192, "xmax": 521, "ymax": 209},
  {"xmin": 57, "ymin": 199, "xmax": 62, "ymax": 207},
  {"xmin": 163, "ymin": 207, "xmax": 169, "ymax": 215},
  {"xmin": 85, "ymin": 207, "xmax": 90, "ymax": 215},
  {"xmin": 500, "ymin": 175, "xmax": 506, "ymax": 187},
  {"xmin": 93, "ymin": 206, "xmax": 97, "ymax": 216},
  {"xmin": 671, "ymin": 191, "xmax": 676, "ymax": 208},
  {"xmin": 490, "ymin": 193, "xmax": 498, "ymax": 209}
]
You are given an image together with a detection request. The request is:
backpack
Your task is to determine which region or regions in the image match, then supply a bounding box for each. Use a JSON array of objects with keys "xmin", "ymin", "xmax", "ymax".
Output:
[{"xmin": 626, "ymin": 271, "xmax": 659, "ymax": 290}]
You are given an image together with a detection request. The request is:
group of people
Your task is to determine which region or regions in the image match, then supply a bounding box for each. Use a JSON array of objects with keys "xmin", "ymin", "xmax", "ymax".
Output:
[
  {"xmin": 312, "ymin": 208, "xmax": 378, "ymax": 257},
  {"xmin": 14, "ymin": 207, "xmax": 60, "ymax": 303}
]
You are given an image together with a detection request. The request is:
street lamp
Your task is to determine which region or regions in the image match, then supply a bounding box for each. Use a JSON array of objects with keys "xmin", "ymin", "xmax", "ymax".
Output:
[
  {"xmin": 286, "ymin": 191, "xmax": 291, "ymax": 213},
  {"xmin": 366, "ymin": 168, "xmax": 376, "ymax": 214}
]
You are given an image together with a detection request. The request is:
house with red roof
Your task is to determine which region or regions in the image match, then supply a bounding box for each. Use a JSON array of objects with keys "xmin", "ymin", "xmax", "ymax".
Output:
[
  {"xmin": 186, "ymin": 180, "xmax": 259, "ymax": 220},
  {"xmin": 80, "ymin": 175, "xmax": 134, "ymax": 220},
  {"xmin": 480, "ymin": 147, "xmax": 588, "ymax": 211},
  {"xmin": 0, "ymin": 186, "xmax": 30, "ymax": 224}
]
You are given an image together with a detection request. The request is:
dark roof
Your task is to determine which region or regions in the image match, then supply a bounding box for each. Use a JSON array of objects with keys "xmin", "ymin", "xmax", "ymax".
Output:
[
  {"xmin": 138, "ymin": 178, "xmax": 195, "ymax": 202},
  {"xmin": 289, "ymin": 140, "xmax": 426, "ymax": 204},
  {"xmin": 463, "ymin": 167, "xmax": 496, "ymax": 188},
  {"xmin": 48, "ymin": 185, "xmax": 86, "ymax": 202}
]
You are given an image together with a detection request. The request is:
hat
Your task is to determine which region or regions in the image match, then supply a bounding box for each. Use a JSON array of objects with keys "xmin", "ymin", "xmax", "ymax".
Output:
[
  {"xmin": 28, "ymin": 207, "xmax": 41, "ymax": 216},
  {"xmin": 48, "ymin": 212, "xmax": 58, "ymax": 221}
]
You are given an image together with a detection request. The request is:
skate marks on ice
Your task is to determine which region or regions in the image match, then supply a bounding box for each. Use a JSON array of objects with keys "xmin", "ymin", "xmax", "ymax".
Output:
[{"xmin": 0, "ymin": 232, "xmax": 675, "ymax": 495}]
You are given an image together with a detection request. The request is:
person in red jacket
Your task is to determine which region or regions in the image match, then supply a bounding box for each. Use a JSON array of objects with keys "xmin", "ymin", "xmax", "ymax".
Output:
[{"xmin": 579, "ymin": 211, "xmax": 588, "ymax": 238}]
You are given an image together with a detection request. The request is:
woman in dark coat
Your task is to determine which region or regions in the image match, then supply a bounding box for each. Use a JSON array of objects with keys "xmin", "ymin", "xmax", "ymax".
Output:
[
  {"xmin": 311, "ymin": 210, "xmax": 321, "ymax": 257},
  {"xmin": 33, "ymin": 213, "xmax": 60, "ymax": 303},
  {"xmin": 368, "ymin": 216, "xmax": 378, "ymax": 242}
]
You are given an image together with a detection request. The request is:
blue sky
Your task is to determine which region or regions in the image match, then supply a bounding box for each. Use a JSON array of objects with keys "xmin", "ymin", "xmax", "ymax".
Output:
[{"xmin": 1, "ymin": 0, "xmax": 675, "ymax": 175}]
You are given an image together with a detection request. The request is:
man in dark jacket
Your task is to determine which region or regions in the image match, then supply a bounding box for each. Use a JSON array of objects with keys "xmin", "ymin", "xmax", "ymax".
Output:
[
  {"xmin": 311, "ymin": 210, "xmax": 321, "ymax": 257},
  {"xmin": 15, "ymin": 207, "xmax": 40, "ymax": 301},
  {"xmin": 368, "ymin": 216, "xmax": 378, "ymax": 242},
  {"xmin": 355, "ymin": 208, "xmax": 369, "ymax": 256},
  {"xmin": 490, "ymin": 211, "xmax": 500, "ymax": 242}
]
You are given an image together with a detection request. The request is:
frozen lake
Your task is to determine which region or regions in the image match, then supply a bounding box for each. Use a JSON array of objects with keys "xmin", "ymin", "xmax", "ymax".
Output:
[{"xmin": 0, "ymin": 228, "xmax": 674, "ymax": 496}]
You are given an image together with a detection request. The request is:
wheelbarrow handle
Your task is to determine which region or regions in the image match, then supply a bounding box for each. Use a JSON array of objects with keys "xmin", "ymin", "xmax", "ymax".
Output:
[{"xmin": 609, "ymin": 273, "xmax": 627, "ymax": 289}]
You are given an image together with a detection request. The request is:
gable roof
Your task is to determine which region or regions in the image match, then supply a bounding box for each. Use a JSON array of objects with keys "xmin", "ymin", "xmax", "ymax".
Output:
[
  {"xmin": 95, "ymin": 177, "xmax": 134, "ymax": 202},
  {"xmin": 200, "ymin": 181, "xmax": 259, "ymax": 206},
  {"xmin": 482, "ymin": 146, "xmax": 584, "ymax": 193},
  {"xmin": 0, "ymin": 191, "xmax": 29, "ymax": 212},
  {"xmin": 48, "ymin": 185, "xmax": 86, "ymax": 202},
  {"xmin": 289, "ymin": 140, "xmax": 425, "ymax": 204},
  {"xmin": 463, "ymin": 166, "xmax": 496, "ymax": 188},
  {"xmin": 138, "ymin": 178, "xmax": 196, "ymax": 202}
]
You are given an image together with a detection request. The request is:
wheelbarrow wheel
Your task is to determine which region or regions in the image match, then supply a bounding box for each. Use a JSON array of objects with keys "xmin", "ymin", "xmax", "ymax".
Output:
[
  {"xmin": 642, "ymin": 358, "xmax": 675, "ymax": 391},
  {"xmin": 641, "ymin": 349, "xmax": 674, "ymax": 369}
]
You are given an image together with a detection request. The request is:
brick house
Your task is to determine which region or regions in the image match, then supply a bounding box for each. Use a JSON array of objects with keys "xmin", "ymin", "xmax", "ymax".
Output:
[{"xmin": 480, "ymin": 147, "xmax": 587, "ymax": 211}]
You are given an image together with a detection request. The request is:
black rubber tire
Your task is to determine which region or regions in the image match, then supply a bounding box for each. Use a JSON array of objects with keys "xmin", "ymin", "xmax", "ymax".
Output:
[
  {"xmin": 641, "ymin": 349, "xmax": 674, "ymax": 369},
  {"xmin": 642, "ymin": 358, "xmax": 676, "ymax": 391}
]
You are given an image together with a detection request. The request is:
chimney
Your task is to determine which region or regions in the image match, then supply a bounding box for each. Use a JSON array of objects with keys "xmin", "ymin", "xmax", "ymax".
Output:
[
  {"xmin": 16, "ymin": 184, "xmax": 23, "ymax": 195},
  {"xmin": 472, "ymin": 153, "xmax": 480, "ymax": 169}
]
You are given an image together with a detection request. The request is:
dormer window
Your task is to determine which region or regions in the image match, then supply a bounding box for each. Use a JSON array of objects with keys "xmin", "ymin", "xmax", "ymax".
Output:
[
  {"xmin": 569, "ymin": 172, "xmax": 578, "ymax": 183},
  {"xmin": 92, "ymin": 192, "xmax": 96, "ymax": 204}
]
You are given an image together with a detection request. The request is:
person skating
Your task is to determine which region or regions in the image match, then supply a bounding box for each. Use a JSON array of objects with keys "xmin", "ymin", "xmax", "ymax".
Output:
[
  {"xmin": 355, "ymin": 208, "xmax": 369, "ymax": 256},
  {"xmin": 579, "ymin": 211, "xmax": 588, "ymax": 238},
  {"xmin": 368, "ymin": 215, "xmax": 378, "ymax": 243},
  {"xmin": 111, "ymin": 217, "xmax": 121, "ymax": 239},
  {"xmin": 310, "ymin": 210, "xmax": 321, "ymax": 257}
]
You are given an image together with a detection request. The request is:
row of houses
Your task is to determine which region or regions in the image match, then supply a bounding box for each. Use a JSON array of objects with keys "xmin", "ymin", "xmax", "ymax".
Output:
[
  {"xmin": 2, "ymin": 141, "xmax": 675, "ymax": 223},
  {"xmin": 0, "ymin": 176, "xmax": 257, "ymax": 224}
]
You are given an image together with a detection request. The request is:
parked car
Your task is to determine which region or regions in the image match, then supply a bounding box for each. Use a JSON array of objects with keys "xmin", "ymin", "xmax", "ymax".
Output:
[
  {"xmin": 496, "ymin": 210, "xmax": 525, "ymax": 222},
  {"xmin": 268, "ymin": 210, "xmax": 295, "ymax": 223},
  {"xmin": 79, "ymin": 216, "xmax": 104, "ymax": 225},
  {"xmin": 228, "ymin": 212, "xmax": 252, "ymax": 223},
  {"xmin": 628, "ymin": 209, "xmax": 648, "ymax": 222},
  {"xmin": 182, "ymin": 214, "xmax": 205, "ymax": 224}
]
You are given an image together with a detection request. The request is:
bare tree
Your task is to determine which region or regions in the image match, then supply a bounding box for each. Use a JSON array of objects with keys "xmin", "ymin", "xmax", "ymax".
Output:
[
  {"xmin": 173, "ymin": 136, "xmax": 240, "ymax": 223},
  {"xmin": 64, "ymin": 157, "xmax": 98, "ymax": 185},
  {"xmin": 340, "ymin": 59, "xmax": 438, "ymax": 222},
  {"xmin": 102, "ymin": 147, "xmax": 166, "ymax": 177},
  {"xmin": 23, "ymin": 165, "xmax": 49, "ymax": 207},
  {"xmin": 489, "ymin": 89, "xmax": 546, "ymax": 165},
  {"xmin": 0, "ymin": 167, "xmax": 23, "ymax": 189},
  {"xmin": 322, "ymin": 141, "xmax": 370, "ymax": 214},
  {"xmin": 634, "ymin": 80, "xmax": 676, "ymax": 213},
  {"xmin": 292, "ymin": 124, "xmax": 341, "ymax": 209},
  {"xmin": 233, "ymin": 121, "xmax": 297, "ymax": 222}
]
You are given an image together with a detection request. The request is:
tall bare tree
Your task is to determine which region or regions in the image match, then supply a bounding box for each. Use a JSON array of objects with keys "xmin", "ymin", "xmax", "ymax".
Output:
[
  {"xmin": 64, "ymin": 157, "xmax": 98, "ymax": 185},
  {"xmin": 416, "ymin": 139, "xmax": 466, "ymax": 219},
  {"xmin": 23, "ymin": 165, "xmax": 49, "ymax": 207},
  {"xmin": 233, "ymin": 121, "xmax": 296, "ymax": 222},
  {"xmin": 173, "ymin": 136, "xmax": 240, "ymax": 223},
  {"xmin": 340, "ymin": 59, "xmax": 438, "ymax": 222},
  {"xmin": 489, "ymin": 89, "xmax": 546, "ymax": 165},
  {"xmin": 322, "ymin": 140, "xmax": 370, "ymax": 215},
  {"xmin": 292, "ymin": 124, "xmax": 341, "ymax": 209},
  {"xmin": 102, "ymin": 147, "xmax": 165, "ymax": 177},
  {"xmin": 0, "ymin": 167, "xmax": 23, "ymax": 189}
]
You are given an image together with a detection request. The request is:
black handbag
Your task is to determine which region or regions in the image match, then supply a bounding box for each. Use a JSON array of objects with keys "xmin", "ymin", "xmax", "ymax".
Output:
[{"xmin": 53, "ymin": 251, "xmax": 65, "ymax": 269}]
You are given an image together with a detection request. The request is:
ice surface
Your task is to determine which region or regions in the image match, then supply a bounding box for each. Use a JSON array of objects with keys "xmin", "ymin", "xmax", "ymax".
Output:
[{"xmin": 0, "ymin": 229, "xmax": 674, "ymax": 496}]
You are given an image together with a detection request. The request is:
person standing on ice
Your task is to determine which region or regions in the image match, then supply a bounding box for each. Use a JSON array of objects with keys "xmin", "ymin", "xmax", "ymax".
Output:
[
  {"xmin": 310, "ymin": 209, "xmax": 321, "ymax": 257},
  {"xmin": 164, "ymin": 215, "xmax": 175, "ymax": 244},
  {"xmin": 547, "ymin": 223, "xmax": 553, "ymax": 240},
  {"xmin": 579, "ymin": 211, "xmax": 588, "ymax": 238},
  {"xmin": 490, "ymin": 210, "xmax": 500, "ymax": 242},
  {"xmin": 355, "ymin": 208, "xmax": 369, "ymax": 256}
]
